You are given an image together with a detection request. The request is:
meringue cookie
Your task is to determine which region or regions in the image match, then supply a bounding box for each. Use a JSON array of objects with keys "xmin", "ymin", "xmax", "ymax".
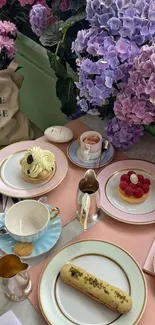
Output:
[{"xmin": 130, "ymin": 174, "xmax": 138, "ymax": 185}]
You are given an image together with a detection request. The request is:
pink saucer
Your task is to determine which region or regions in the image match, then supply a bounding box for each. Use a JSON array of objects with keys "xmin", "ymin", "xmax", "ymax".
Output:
[
  {"xmin": 0, "ymin": 140, "xmax": 68, "ymax": 198},
  {"xmin": 97, "ymin": 159, "xmax": 155, "ymax": 225}
]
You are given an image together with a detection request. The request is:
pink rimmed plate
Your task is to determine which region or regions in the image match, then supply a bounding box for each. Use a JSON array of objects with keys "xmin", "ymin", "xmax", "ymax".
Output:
[
  {"xmin": 0, "ymin": 140, "xmax": 68, "ymax": 198},
  {"xmin": 97, "ymin": 160, "xmax": 155, "ymax": 225}
]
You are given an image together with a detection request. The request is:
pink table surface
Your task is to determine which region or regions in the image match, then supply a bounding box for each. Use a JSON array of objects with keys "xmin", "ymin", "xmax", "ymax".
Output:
[
  {"xmin": 35, "ymin": 120, "xmax": 90, "ymax": 226},
  {"xmin": 29, "ymin": 216, "xmax": 155, "ymax": 324},
  {"xmin": 35, "ymin": 120, "xmax": 126, "ymax": 227}
]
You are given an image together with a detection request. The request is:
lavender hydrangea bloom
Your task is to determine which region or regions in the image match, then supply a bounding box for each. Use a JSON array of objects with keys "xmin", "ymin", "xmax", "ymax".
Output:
[
  {"xmin": 66, "ymin": 105, "xmax": 86, "ymax": 120},
  {"xmin": 29, "ymin": 4, "xmax": 49, "ymax": 36},
  {"xmin": 73, "ymin": 0, "xmax": 155, "ymax": 140},
  {"xmin": 73, "ymin": 28, "xmax": 139, "ymax": 63},
  {"xmin": 75, "ymin": 58, "xmax": 113, "ymax": 109},
  {"xmin": 86, "ymin": 0, "xmax": 155, "ymax": 46},
  {"xmin": 72, "ymin": 16, "xmax": 141, "ymax": 111},
  {"xmin": 114, "ymin": 44, "xmax": 155, "ymax": 124},
  {"xmin": 105, "ymin": 117, "xmax": 144, "ymax": 150},
  {"xmin": 73, "ymin": 32, "xmax": 139, "ymax": 111},
  {"xmin": 77, "ymin": 98, "xmax": 88, "ymax": 111},
  {"xmin": 72, "ymin": 28, "xmax": 109, "ymax": 55}
]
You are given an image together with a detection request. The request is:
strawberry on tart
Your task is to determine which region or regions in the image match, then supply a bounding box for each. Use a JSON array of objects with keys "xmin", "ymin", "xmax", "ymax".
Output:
[{"xmin": 118, "ymin": 171, "xmax": 151, "ymax": 204}]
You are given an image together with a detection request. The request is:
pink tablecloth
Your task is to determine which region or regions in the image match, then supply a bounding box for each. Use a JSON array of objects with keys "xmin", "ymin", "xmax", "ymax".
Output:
[
  {"xmin": 35, "ymin": 120, "xmax": 126, "ymax": 227},
  {"xmin": 35, "ymin": 120, "xmax": 90, "ymax": 226},
  {"xmin": 29, "ymin": 120, "xmax": 155, "ymax": 324}
]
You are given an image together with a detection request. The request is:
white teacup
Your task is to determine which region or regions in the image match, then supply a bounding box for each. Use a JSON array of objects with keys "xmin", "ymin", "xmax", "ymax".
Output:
[
  {"xmin": 80, "ymin": 131, "xmax": 102, "ymax": 162},
  {"xmin": 5, "ymin": 200, "xmax": 59, "ymax": 242}
]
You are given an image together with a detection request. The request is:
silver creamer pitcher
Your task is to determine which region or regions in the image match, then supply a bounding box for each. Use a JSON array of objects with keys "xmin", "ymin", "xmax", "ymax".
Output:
[
  {"xmin": 76, "ymin": 170, "xmax": 100, "ymax": 230},
  {"xmin": 0, "ymin": 254, "xmax": 33, "ymax": 302}
]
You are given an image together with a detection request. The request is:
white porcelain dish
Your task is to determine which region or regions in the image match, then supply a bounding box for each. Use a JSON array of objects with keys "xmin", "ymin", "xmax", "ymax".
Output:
[
  {"xmin": 44, "ymin": 126, "xmax": 73, "ymax": 143},
  {"xmin": 5, "ymin": 200, "xmax": 53, "ymax": 242},
  {"xmin": 39, "ymin": 240, "xmax": 147, "ymax": 325}
]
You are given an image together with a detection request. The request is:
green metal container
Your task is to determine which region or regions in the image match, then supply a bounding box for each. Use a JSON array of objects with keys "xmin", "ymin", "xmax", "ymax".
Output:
[{"xmin": 16, "ymin": 33, "xmax": 67, "ymax": 132}]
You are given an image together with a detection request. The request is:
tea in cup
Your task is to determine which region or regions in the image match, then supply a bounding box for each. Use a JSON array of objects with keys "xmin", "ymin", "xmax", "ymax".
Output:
[{"xmin": 80, "ymin": 131, "xmax": 102, "ymax": 162}]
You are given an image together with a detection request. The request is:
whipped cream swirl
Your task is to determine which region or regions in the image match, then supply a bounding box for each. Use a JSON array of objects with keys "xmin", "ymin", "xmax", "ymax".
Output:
[{"xmin": 20, "ymin": 146, "xmax": 55, "ymax": 178}]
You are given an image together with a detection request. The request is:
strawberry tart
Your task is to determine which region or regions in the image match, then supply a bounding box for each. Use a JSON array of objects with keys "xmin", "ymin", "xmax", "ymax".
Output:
[{"xmin": 118, "ymin": 171, "xmax": 151, "ymax": 204}]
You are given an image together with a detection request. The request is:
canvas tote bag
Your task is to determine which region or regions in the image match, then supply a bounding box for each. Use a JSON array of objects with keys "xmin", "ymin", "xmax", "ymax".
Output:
[{"xmin": 0, "ymin": 61, "xmax": 34, "ymax": 145}]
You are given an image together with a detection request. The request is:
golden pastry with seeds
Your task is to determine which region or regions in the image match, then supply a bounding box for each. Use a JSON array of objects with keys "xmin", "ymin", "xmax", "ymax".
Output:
[{"xmin": 60, "ymin": 263, "xmax": 132, "ymax": 314}]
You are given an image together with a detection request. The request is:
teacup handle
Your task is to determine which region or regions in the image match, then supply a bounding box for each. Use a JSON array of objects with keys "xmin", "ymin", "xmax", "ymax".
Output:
[
  {"xmin": 82, "ymin": 145, "xmax": 90, "ymax": 161},
  {"xmin": 50, "ymin": 207, "xmax": 60, "ymax": 220}
]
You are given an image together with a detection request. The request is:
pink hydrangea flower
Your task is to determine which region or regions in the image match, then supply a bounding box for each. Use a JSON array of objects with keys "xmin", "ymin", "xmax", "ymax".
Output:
[
  {"xmin": 49, "ymin": 16, "xmax": 57, "ymax": 24},
  {"xmin": 18, "ymin": 0, "xmax": 51, "ymax": 11},
  {"xmin": 0, "ymin": 21, "xmax": 17, "ymax": 36},
  {"xmin": 114, "ymin": 88, "xmax": 155, "ymax": 125},
  {"xmin": 37, "ymin": 0, "xmax": 47, "ymax": 5},
  {"xmin": 0, "ymin": 0, "xmax": 6, "ymax": 8},
  {"xmin": 114, "ymin": 44, "xmax": 155, "ymax": 125},
  {"xmin": 0, "ymin": 35, "xmax": 16, "ymax": 59},
  {"xmin": 59, "ymin": 0, "xmax": 69, "ymax": 11},
  {"xmin": 18, "ymin": 0, "xmax": 35, "ymax": 7}
]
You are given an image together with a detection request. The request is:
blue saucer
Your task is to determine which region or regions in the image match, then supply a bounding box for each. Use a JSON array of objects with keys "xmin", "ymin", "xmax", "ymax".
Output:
[
  {"xmin": 67, "ymin": 140, "xmax": 115, "ymax": 168},
  {"xmin": 0, "ymin": 205, "xmax": 62, "ymax": 259}
]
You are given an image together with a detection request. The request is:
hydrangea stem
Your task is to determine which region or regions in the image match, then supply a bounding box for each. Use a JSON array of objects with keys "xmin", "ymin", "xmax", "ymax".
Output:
[{"xmin": 55, "ymin": 32, "xmax": 65, "ymax": 56}]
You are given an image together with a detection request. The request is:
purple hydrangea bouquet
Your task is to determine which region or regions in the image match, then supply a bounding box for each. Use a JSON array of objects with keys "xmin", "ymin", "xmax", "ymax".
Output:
[
  {"xmin": 72, "ymin": 0, "xmax": 155, "ymax": 149},
  {"xmin": 1, "ymin": 0, "xmax": 155, "ymax": 148},
  {"xmin": 0, "ymin": 20, "xmax": 17, "ymax": 70}
]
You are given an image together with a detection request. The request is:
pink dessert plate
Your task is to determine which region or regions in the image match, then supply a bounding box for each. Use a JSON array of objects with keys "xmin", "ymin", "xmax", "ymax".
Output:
[
  {"xmin": 0, "ymin": 140, "xmax": 68, "ymax": 198},
  {"xmin": 97, "ymin": 159, "xmax": 155, "ymax": 225}
]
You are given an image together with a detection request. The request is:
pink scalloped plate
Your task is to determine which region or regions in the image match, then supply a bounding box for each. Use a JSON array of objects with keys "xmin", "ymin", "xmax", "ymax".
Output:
[
  {"xmin": 97, "ymin": 159, "xmax": 155, "ymax": 225},
  {"xmin": 0, "ymin": 140, "xmax": 68, "ymax": 198}
]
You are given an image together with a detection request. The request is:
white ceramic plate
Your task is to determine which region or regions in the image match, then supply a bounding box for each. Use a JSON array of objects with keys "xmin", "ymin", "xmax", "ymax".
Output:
[
  {"xmin": 39, "ymin": 240, "xmax": 147, "ymax": 325},
  {"xmin": 106, "ymin": 169, "xmax": 155, "ymax": 215},
  {"xmin": 1, "ymin": 152, "xmax": 49, "ymax": 190}
]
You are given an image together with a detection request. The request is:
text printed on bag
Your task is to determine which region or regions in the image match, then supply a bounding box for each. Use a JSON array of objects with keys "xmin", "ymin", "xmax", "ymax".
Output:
[
  {"xmin": 0, "ymin": 110, "xmax": 8, "ymax": 117},
  {"xmin": 0, "ymin": 97, "xmax": 5, "ymax": 104}
]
